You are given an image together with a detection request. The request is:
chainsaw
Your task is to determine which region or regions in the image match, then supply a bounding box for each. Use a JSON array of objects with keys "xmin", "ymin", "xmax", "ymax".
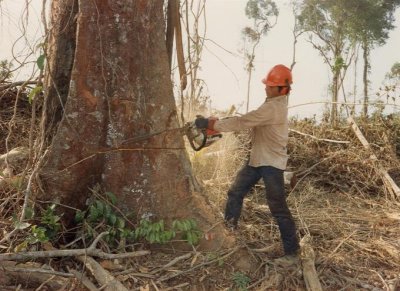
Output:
[{"xmin": 184, "ymin": 117, "xmax": 222, "ymax": 151}]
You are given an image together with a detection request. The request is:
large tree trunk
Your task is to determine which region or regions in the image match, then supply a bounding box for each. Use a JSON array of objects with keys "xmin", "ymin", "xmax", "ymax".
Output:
[{"xmin": 37, "ymin": 0, "xmax": 229, "ymax": 249}]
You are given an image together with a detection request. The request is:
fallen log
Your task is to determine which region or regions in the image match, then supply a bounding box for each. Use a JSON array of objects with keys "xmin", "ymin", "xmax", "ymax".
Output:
[
  {"xmin": 0, "ymin": 232, "xmax": 150, "ymax": 262},
  {"xmin": 77, "ymin": 255, "xmax": 128, "ymax": 291},
  {"xmin": 0, "ymin": 261, "xmax": 69, "ymax": 290},
  {"xmin": 300, "ymin": 235, "xmax": 323, "ymax": 291}
]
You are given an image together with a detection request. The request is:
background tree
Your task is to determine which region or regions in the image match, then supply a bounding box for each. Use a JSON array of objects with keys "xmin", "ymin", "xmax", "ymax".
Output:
[
  {"xmin": 35, "ymin": 0, "xmax": 228, "ymax": 249},
  {"xmin": 346, "ymin": 0, "xmax": 400, "ymax": 117},
  {"xmin": 0, "ymin": 60, "xmax": 13, "ymax": 82},
  {"xmin": 180, "ymin": 0, "xmax": 209, "ymax": 121},
  {"xmin": 297, "ymin": 0, "xmax": 356, "ymax": 125},
  {"xmin": 242, "ymin": 0, "xmax": 278, "ymax": 112},
  {"xmin": 378, "ymin": 61, "xmax": 400, "ymax": 103}
]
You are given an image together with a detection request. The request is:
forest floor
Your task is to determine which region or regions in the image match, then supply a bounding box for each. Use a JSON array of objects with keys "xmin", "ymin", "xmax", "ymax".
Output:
[{"xmin": 0, "ymin": 90, "xmax": 400, "ymax": 290}]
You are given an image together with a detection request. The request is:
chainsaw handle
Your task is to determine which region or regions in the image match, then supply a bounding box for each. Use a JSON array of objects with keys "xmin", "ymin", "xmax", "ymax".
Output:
[{"xmin": 189, "ymin": 129, "xmax": 207, "ymax": 151}]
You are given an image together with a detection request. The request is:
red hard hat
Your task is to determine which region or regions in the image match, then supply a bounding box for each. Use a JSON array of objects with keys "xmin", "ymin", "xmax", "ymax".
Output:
[{"xmin": 262, "ymin": 64, "xmax": 293, "ymax": 86}]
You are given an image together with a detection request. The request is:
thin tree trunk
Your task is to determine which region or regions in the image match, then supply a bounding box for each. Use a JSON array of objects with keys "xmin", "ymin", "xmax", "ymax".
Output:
[
  {"xmin": 246, "ymin": 57, "xmax": 254, "ymax": 113},
  {"xmin": 246, "ymin": 38, "xmax": 260, "ymax": 113},
  {"xmin": 331, "ymin": 72, "xmax": 339, "ymax": 126},
  {"xmin": 362, "ymin": 40, "xmax": 369, "ymax": 117},
  {"xmin": 352, "ymin": 44, "xmax": 359, "ymax": 116}
]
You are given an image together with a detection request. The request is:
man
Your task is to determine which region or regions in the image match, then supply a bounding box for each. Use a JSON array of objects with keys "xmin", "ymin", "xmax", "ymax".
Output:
[{"xmin": 195, "ymin": 64, "xmax": 300, "ymax": 265}]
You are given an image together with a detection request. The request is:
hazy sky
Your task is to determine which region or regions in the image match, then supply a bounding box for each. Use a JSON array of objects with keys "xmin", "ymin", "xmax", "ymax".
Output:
[
  {"xmin": 1, "ymin": 0, "xmax": 399, "ymax": 119},
  {"xmin": 200, "ymin": 1, "xmax": 400, "ymax": 118}
]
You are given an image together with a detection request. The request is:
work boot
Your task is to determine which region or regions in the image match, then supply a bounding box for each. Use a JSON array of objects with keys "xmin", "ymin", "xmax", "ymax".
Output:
[{"xmin": 273, "ymin": 254, "xmax": 300, "ymax": 267}]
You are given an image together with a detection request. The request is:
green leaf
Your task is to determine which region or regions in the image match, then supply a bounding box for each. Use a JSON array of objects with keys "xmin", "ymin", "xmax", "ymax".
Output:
[
  {"xmin": 88, "ymin": 205, "xmax": 99, "ymax": 221},
  {"xmin": 117, "ymin": 217, "xmax": 125, "ymax": 229},
  {"xmin": 95, "ymin": 200, "xmax": 104, "ymax": 214},
  {"xmin": 159, "ymin": 220, "xmax": 165, "ymax": 231},
  {"xmin": 159, "ymin": 233, "xmax": 166, "ymax": 243},
  {"xmin": 192, "ymin": 232, "xmax": 200, "ymax": 245},
  {"xmin": 14, "ymin": 241, "xmax": 29, "ymax": 253},
  {"xmin": 105, "ymin": 192, "xmax": 117, "ymax": 204},
  {"xmin": 183, "ymin": 220, "xmax": 190, "ymax": 231},
  {"xmin": 24, "ymin": 207, "xmax": 34, "ymax": 220},
  {"xmin": 174, "ymin": 220, "xmax": 183, "ymax": 231},
  {"xmin": 218, "ymin": 259, "xmax": 224, "ymax": 267},
  {"xmin": 30, "ymin": 225, "xmax": 49, "ymax": 243},
  {"xmin": 134, "ymin": 228, "xmax": 141, "ymax": 239},
  {"xmin": 186, "ymin": 231, "xmax": 193, "ymax": 245},
  {"xmin": 166, "ymin": 231, "xmax": 175, "ymax": 241},
  {"xmin": 28, "ymin": 86, "xmax": 42, "ymax": 104},
  {"xmin": 149, "ymin": 232, "xmax": 155, "ymax": 243},
  {"xmin": 36, "ymin": 54, "xmax": 45, "ymax": 70},
  {"xmin": 104, "ymin": 204, "xmax": 112, "ymax": 217},
  {"xmin": 189, "ymin": 219, "xmax": 197, "ymax": 229},
  {"xmin": 75, "ymin": 210, "xmax": 85, "ymax": 223},
  {"xmin": 109, "ymin": 214, "xmax": 117, "ymax": 225}
]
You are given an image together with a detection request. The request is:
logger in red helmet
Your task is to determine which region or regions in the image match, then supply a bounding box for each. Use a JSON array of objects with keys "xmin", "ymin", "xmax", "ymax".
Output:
[
  {"xmin": 262, "ymin": 64, "xmax": 293, "ymax": 95},
  {"xmin": 195, "ymin": 64, "xmax": 299, "ymax": 266}
]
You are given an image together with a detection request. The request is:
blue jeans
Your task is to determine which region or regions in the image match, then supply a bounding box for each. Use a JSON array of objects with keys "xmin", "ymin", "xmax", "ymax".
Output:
[{"xmin": 224, "ymin": 164, "xmax": 299, "ymax": 255}]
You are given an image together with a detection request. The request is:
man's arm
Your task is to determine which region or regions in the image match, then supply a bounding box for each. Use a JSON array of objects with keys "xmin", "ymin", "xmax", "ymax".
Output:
[{"xmin": 214, "ymin": 101, "xmax": 283, "ymax": 132}]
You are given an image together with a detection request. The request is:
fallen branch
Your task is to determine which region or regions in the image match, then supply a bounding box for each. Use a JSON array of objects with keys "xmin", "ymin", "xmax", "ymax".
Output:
[
  {"xmin": 250, "ymin": 244, "xmax": 275, "ymax": 253},
  {"xmin": 113, "ymin": 270, "xmax": 155, "ymax": 278},
  {"xmin": 327, "ymin": 230, "xmax": 357, "ymax": 258},
  {"xmin": 157, "ymin": 246, "xmax": 240, "ymax": 283},
  {"xmin": 68, "ymin": 268, "xmax": 98, "ymax": 291},
  {"xmin": 1, "ymin": 265, "xmax": 74, "ymax": 277},
  {"xmin": 150, "ymin": 252, "xmax": 192, "ymax": 274},
  {"xmin": 0, "ymin": 232, "xmax": 150, "ymax": 261},
  {"xmin": 0, "ymin": 80, "xmax": 37, "ymax": 91},
  {"xmin": 288, "ymin": 100, "xmax": 400, "ymax": 110},
  {"xmin": 289, "ymin": 129, "xmax": 350, "ymax": 144}
]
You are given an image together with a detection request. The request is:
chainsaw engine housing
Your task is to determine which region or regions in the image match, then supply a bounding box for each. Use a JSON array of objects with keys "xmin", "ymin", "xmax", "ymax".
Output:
[{"xmin": 185, "ymin": 123, "xmax": 222, "ymax": 151}]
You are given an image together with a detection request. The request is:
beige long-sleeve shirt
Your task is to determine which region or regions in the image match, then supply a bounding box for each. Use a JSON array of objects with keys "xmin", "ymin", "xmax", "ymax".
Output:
[{"xmin": 214, "ymin": 95, "xmax": 288, "ymax": 170}]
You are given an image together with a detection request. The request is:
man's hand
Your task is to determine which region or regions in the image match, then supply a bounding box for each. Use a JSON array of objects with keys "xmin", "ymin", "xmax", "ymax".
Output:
[{"xmin": 195, "ymin": 116, "xmax": 209, "ymax": 129}]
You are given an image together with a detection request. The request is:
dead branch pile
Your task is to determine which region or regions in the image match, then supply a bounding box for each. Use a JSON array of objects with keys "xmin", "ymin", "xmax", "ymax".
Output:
[{"xmin": 288, "ymin": 117, "xmax": 400, "ymax": 198}]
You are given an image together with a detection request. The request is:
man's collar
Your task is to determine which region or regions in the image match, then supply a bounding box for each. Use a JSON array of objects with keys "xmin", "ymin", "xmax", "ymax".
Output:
[{"xmin": 265, "ymin": 94, "xmax": 287, "ymax": 102}]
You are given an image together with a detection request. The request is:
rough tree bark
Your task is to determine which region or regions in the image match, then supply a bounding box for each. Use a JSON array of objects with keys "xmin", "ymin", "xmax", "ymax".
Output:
[
  {"xmin": 37, "ymin": 0, "xmax": 229, "ymax": 249},
  {"xmin": 42, "ymin": 0, "xmax": 78, "ymax": 143}
]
